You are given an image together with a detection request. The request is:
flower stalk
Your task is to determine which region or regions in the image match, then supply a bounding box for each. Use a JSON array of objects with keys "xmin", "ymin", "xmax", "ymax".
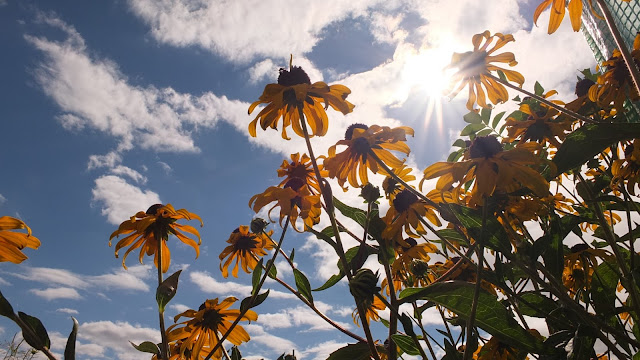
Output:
[{"xmin": 155, "ymin": 230, "xmax": 169, "ymax": 360}]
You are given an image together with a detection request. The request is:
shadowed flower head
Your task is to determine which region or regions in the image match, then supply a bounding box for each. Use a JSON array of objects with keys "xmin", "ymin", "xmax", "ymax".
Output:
[
  {"xmin": 277, "ymin": 153, "xmax": 326, "ymax": 194},
  {"xmin": 446, "ymin": 31, "xmax": 524, "ymax": 110},
  {"xmin": 349, "ymin": 269, "xmax": 386, "ymax": 326},
  {"xmin": 219, "ymin": 225, "xmax": 274, "ymax": 278},
  {"xmin": 109, "ymin": 204, "xmax": 203, "ymax": 273},
  {"xmin": 324, "ymin": 124, "xmax": 414, "ymax": 189},
  {"xmin": 589, "ymin": 33, "xmax": 640, "ymax": 114},
  {"xmin": 0, "ymin": 216, "xmax": 40, "ymax": 264},
  {"xmin": 248, "ymin": 58, "xmax": 354, "ymax": 139},
  {"xmin": 504, "ymin": 93, "xmax": 572, "ymax": 148},
  {"xmin": 382, "ymin": 188, "xmax": 441, "ymax": 242},
  {"xmin": 421, "ymin": 136, "xmax": 549, "ymax": 206},
  {"xmin": 167, "ymin": 297, "xmax": 257, "ymax": 360}
]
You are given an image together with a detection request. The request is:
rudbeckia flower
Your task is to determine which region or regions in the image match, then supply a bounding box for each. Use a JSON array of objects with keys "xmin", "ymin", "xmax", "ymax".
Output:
[
  {"xmin": 167, "ymin": 297, "xmax": 257, "ymax": 360},
  {"xmin": 421, "ymin": 136, "xmax": 549, "ymax": 206},
  {"xmin": 109, "ymin": 204, "xmax": 203, "ymax": 273},
  {"xmin": 382, "ymin": 188, "xmax": 441, "ymax": 242},
  {"xmin": 277, "ymin": 153, "xmax": 326, "ymax": 194},
  {"xmin": 219, "ymin": 225, "xmax": 274, "ymax": 278},
  {"xmin": 324, "ymin": 124, "xmax": 414, "ymax": 189},
  {"xmin": 534, "ymin": 0, "xmax": 582, "ymax": 34},
  {"xmin": 612, "ymin": 140, "xmax": 640, "ymax": 194},
  {"xmin": 446, "ymin": 31, "xmax": 524, "ymax": 110},
  {"xmin": 504, "ymin": 95, "xmax": 572, "ymax": 148},
  {"xmin": 349, "ymin": 269, "xmax": 386, "ymax": 326},
  {"xmin": 589, "ymin": 33, "xmax": 640, "ymax": 115},
  {"xmin": 248, "ymin": 59, "xmax": 354, "ymax": 140},
  {"xmin": 249, "ymin": 177, "xmax": 322, "ymax": 232},
  {"xmin": 382, "ymin": 165, "xmax": 416, "ymax": 198},
  {"xmin": 0, "ymin": 216, "xmax": 40, "ymax": 263}
]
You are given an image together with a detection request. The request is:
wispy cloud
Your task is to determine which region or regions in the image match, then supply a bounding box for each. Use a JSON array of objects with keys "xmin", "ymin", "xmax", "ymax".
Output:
[
  {"xmin": 56, "ymin": 308, "xmax": 79, "ymax": 315},
  {"xmin": 30, "ymin": 287, "xmax": 82, "ymax": 301},
  {"xmin": 189, "ymin": 271, "xmax": 296, "ymax": 300}
]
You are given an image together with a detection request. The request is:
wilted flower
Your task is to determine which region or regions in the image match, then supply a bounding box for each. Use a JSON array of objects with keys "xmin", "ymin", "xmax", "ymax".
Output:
[{"xmin": 0, "ymin": 216, "xmax": 40, "ymax": 263}]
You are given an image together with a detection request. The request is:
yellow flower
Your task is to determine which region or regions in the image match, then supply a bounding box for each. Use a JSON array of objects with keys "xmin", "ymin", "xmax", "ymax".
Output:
[
  {"xmin": 382, "ymin": 188, "xmax": 441, "ymax": 242},
  {"xmin": 249, "ymin": 178, "xmax": 322, "ymax": 232},
  {"xmin": 167, "ymin": 297, "xmax": 257, "ymax": 360},
  {"xmin": 277, "ymin": 153, "xmax": 326, "ymax": 194},
  {"xmin": 589, "ymin": 33, "xmax": 640, "ymax": 114},
  {"xmin": 109, "ymin": 204, "xmax": 203, "ymax": 273},
  {"xmin": 533, "ymin": 0, "xmax": 583, "ymax": 34},
  {"xmin": 324, "ymin": 124, "xmax": 414, "ymax": 189},
  {"xmin": 248, "ymin": 60, "xmax": 354, "ymax": 140},
  {"xmin": 612, "ymin": 139, "xmax": 640, "ymax": 194},
  {"xmin": 421, "ymin": 136, "xmax": 549, "ymax": 206},
  {"xmin": 504, "ymin": 94, "xmax": 572, "ymax": 148},
  {"xmin": 473, "ymin": 335, "xmax": 526, "ymax": 359},
  {"xmin": 446, "ymin": 31, "xmax": 524, "ymax": 110},
  {"xmin": 382, "ymin": 165, "xmax": 416, "ymax": 198},
  {"xmin": 219, "ymin": 225, "xmax": 274, "ymax": 278},
  {"xmin": 0, "ymin": 216, "xmax": 40, "ymax": 264},
  {"xmin": 352, "ymin": 294, "xmax": 386, "ymax": 326},
  {"xmin": 153, "ymin": 340, "xmax": 212, "ymax": 360}
]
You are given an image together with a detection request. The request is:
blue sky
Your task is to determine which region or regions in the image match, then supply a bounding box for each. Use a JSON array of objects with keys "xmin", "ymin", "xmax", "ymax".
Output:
[{"xmin": 0, "ymin": 0, "xmax": 597, "ymax": 359}]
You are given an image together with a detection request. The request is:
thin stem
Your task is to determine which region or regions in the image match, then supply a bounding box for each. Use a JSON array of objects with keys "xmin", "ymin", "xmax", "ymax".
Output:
[
  {"xmin": 298, "ymin": 108, "xmax": 381, "ymax": 360},
  {"xmin": 375, "ymin": 294, "xmax": 429, "ymax": 360},
  {"xmin": 594, "ymin": 0, "xmax": 640, "ymax": 97},
  {"xmin": 254, "ymin": 256, "xmax": 367, "ymax": 342},
  {"xmin": 214, "ymin": 333, "xmax": 231, "ymax": 360},
  {"xmin": 156, "ymin": 233, "xmax": 169, "ymax": 360},
  {"xmin": 463, "ymin": 202, "xmax": 487, "ymax": 360},
  {"xmin": 205, "ymin": 217, "xmax": 291, "ymax": 360},
  {"xmin": 380, "ymin": 243, "xmax": 398, "ymax": 360},
  {"xmin": 487, "ymin": 74, "xmax": 597, "ymax": 124},
  {"xmin": 412, "ymin": 302, "xmax": 438, "ymax": 360}
]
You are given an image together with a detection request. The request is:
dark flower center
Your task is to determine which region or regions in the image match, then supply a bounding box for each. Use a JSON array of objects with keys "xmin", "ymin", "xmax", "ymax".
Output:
[
  {"xmin": 625, "ymin": 143, "xmax": 635, "ymax": 157},
  {"xmin": 574, "ymin": 78, "xmax": 595, "ymax": 97},
  {"xmin": 234, "ymin": 235, "xmax": 259, "ymax": 251},
  {"xmin": 289, "ymin": 163, "xmax": 310, "ymax": 180},
  {"xmin": 393, "ymin": 189, "xmax": 418, "ymax": 213},
  {"xmin": 199, "ymin": 307, "xmax": 225, "ymax": 331},
  {"xmin": 146, "ymin": 204, "xmax": 163, "ymax": 215},
  {"xmin": 278, "ymin": 66, "xmax": 311, "ymax": 86},
  {"xmin": 382, "ymin": 177, "xmax": 398, "ymax": 195},
  {"xmin": 401, "ymin": 238, "xmax": 417, "ymax": 252},
  {"xmin": 524, "ymin": 118, "xmax": 550, "ymax": 142},
  {"xmin": 345, "ymin": 123, "xmax": 369, "ymax": 140},
  {"xmin": 457, "ymin": 50, "xmax": 488, "ymax": 79},
  {"xmin": 284, "ymin": 177, "xmax": 305, "ymax": 191},
  {"xmin": 570, "ymin": 243, "xmax": 589, "ymax": 253},
  {"xmin": 469, "ymin": 136, "xmax": 503, "ymax": 159},
  {"xmin": 352, "ymin": 137, "xmax": 371, "ymax": 155},
  {"xmin": 410, "ymin": 260, "xmax": 430, "ymax": 279}
]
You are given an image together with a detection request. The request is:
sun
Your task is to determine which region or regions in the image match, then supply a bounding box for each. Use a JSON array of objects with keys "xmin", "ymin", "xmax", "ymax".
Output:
[{"xmin": 400, "ymin": 45, "xmax": 456, "ymax": 98}]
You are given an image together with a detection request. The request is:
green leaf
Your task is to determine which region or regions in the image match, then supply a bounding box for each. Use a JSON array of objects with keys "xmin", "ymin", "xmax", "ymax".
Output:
[
  {"xmin": 390, "ymin": 334, "xmax": 421, "ymax": 356},
  {"xmin": 534, "ymin": 81, "xmax": 544, "ymax": 96},
  {"xmin": 533, "ymin": 214, "xmax": 580, "ymax": 279},
  {"xmin": 64, "ymin": 317, "xmax": 79, "ymax": 360},
  {"xmin": 496, "ymin": 69, "xmax": 507, "ymax": 82},
  {"xmin": 448, "ymin": 204, "xmax": 510, "ymax": 253},
  {"xmin": 156, "ymin": 270, "xmax": 182, "ymax": 313},
  {"xmin": 399, "ymin": 313, "xmax": 415, "ymax": 337},
  {"xmin": 231, "ymin": 346, "xmax": 242, "ymax": 360},
  {"xmin": 452, "ymin": 139, "xmax": 467, "ymax": 148},
  {"xmin": 436, "ymin": 229, "xmax": 469, "ymax": 246},
  {"xmin": 265, "ymin": 259, "xmax": 277, "ymax": 279},
  {"xmin": 476, "ymin": 128, "xmax": 493, "ymax": 137},
  {"xmin": 480, "ymin": 108, "xmax": 492, "ymax": 124},
  {"xmin": 0, "ymin": 290, "xmax": 15, "ymax": 319},
  {"xmin": 18, "ymin": 312, "xmax": 50, "ymax": 351},
  {"xmin": 399, "ymin": 281, "xmax": 548, "ymax": 354},
  {"xmin": 333, "ymin": 197, "xmax": 367, "ymax": 228},
  {"xmin": 313, "ymin": 272, "xmax": 344, "ymax": 291},
  {"xmin": 516, "ymin": 293, "xmax": 558, "ymax": 317},
  {"xmin": 327, "ymin": 342, "xmax": 371, "ymax": 360},
  {"xmin": 491, "ymin": 111, "xmax": 506, "ymax": 128},
  {"xmin": 460, "ymin": 123, "xmax": 485, "ymax": 136},
  {"xmin": 294, "ymin": 269, "xmax": 313, "ymax": 304},
  {"xmin": 308, "ymin": 226, "xmax": 337, "ymax": 249},
  {"xmin": 553, "ymin": 123, "xmax": 640, "ymax": 175},
  {"xmin": 240, "ymin": 290, "xmax": 270, "ymax": 313},
  {"xmin": 591, "ymin": 261, "xmax": 620, "ymax": 316},
  {"xmin": 252, "ymin": 258, "xmax": 263, "ymax": 295},
  {"xmin": 567, "ymin": 326, "xmax": 597, "ymax": 360},
  {"xmin": 290, "ymin": 248, "xmax": 295, "ymax": 262},
  {"xmin": 463, "ymin": 111, "xmax": 483, "ymax": 124},
  {"xmin": 130, "ymin": 341, "xmax": 160, "ymax": 355}
]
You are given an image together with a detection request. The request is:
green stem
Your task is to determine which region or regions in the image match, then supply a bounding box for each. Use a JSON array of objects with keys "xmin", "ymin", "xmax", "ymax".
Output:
[
  {"xmin": 298, "ymin": 108, "xmax": 381, "ymax": 360},
  {"xmin": 488, "ymin": 74, "xmax": 597, "ymax": 124},
  {"xmin": 462, "ymin": 201, "xmax": 487, "ymax": 360},
  {"xmin": 156, "ymin": 232, "xmax": 169, "ymax": 360},
  {"xmin": 594, "ymin": 0, "xmax": 640, "ymax": 97},
  {"xmin": 412, "ymin": 302, "xmax": 437, "ymax": 360},
  {"xmin": 204, "ymin": 217, "xmax": 290, "ymax": 360}
]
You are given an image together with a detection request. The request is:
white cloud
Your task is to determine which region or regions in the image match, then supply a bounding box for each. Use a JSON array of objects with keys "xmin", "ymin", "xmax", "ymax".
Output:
[
  {"xmin": 157, "ymin": 161, "xmax": 172, "ymax": 174},
  {"xmin": 168, "ymin": 303, "xmax": 190, "ymax": 314},
  {"xmin": 0, "ymin": 194, "xmax": 6, "ymax": 206},
  {"xmin": 87, "ymin": 151, "xmax": 122, "ymax": 170},
  {"xmin": 88, "ymin": 269, "xmax": 150, "ymax": 292},
  {"xmin": 110, "ymin": 165, "xmax": 147, "ymax": 184},
  {"xmin": 56, "ymin": 308, "xmax": 79, "ymax": 315},
  {"xmin": 14, "ymin": 267, "xmax": 89, "ymax": 288},
  {"xmin": 127, "ymin": 0, "xmax": 386, "ymax": 63},
  {"xmin": 243, "ymin": 324, "xmax": 298, "ymax": 355},
  {"xmin": 298, "ymin": 340, "xmax": 348, "ymax": 360},
  {"xmin": 91, "ymin": 175, "xmax": 161, "ymax": 225},
  {"xmin": 78, "ymin": 320, "xmax": 160, "ymax": 360},
  {"xmin": 248, "ymin": 59, "xmax": 278, "ymax": 84},
  {"xmin": 189, "ymin": 271, "xmax": 296, "ymax": 300},
  {"xmin": 30, "ymin": 287, "xmax": 82, "ymax": 300}
]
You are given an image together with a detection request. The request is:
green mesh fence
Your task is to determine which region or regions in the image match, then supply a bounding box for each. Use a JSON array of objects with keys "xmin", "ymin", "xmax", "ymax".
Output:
[{"xmin": 581, "ymin": 0, "xmax": 640, "ymax": 122}]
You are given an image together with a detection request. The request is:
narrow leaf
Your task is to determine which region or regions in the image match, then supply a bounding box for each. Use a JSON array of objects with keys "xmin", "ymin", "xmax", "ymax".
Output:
[
  {"xmin": 313, "ymin": 272, "xmax": 344, "ymax": 291},
  {"xmin": 252, "ymin": 258, "xmax": 263, "ymax": 295},
  {"xmin": 290, "ymin": 248, "xmax": 295, "ymax": 262},
  {"xmin": 491, "ymin": 111, "xmax": 506, "ymax": 128},
  {"xmin": 231, "ymin": 346, "xmax": 242, "ymax": 360},
  {"xmin": 130, "ymin": 341, "xmax": 160, "ymax": 355},
  {"xmin": 534, "ymin": 81, "xmax": 544, "ymax": 96},
  {"xmin": 0, "ymin": 290, "xmax": 15, "ymax": 319},
  {"xmin": 240, "ymin": 290, "xmax": 270, "ymax": 313},
  {"xmin": 390, "ymin": 334, "xmax": 421, "ymax": 356},
  {"xmin": 156, "ymin": 270, "xmax": 182, "ymax": 312},
  {"xmin": 460, "ymin": 123, "xmax": 485, "ymax": 136},
  {"xmin": 294, "ymin": 269, "xmax": 314, "ymax": 304},
  {"xmin": 64, "ymin": 317, "xmax": 79, "ymax": 360},
  {"xmin": 18, "ymin": 312, "xmax": 50, "ymax": 350}
]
